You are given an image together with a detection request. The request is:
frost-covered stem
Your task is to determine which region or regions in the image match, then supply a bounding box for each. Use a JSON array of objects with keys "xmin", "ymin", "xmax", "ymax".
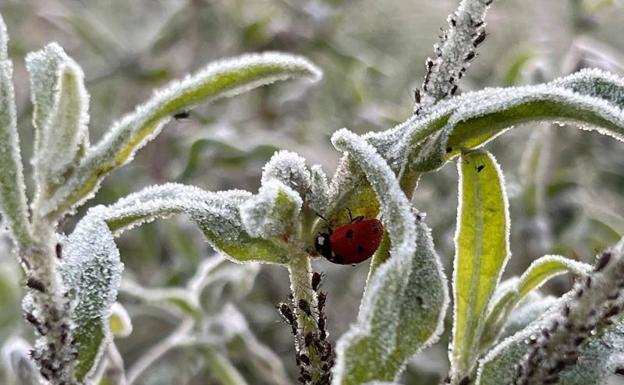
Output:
[
  {"xmin": 511, "ymin": 239, "xmax": 624, "ymax": 385},
  {"xmin": 287, "ymin": 252, "xmax": 323, "ymax": 383},
  {"xmin": 126, "ymin": 318, "xmax": 194, "ymax": 385},
  {"xmin": 418, "ymin": 0, "xmax": 493, "ymax": 112},
  {"xmin": 25, "ymin": 217, "xmax": 76, "ymax": 385}
]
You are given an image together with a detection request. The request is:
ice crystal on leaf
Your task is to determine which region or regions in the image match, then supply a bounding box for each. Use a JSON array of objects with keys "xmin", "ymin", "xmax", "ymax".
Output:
[
  {"xmin": 26, "ymin": 43, "xmax": 90, "ymax": 187},
  {"xmin": 240, "ymin": 179, "xmax": 303, "ymax": 239},
  {"xmin": 59, "ymin": 206, "xmax": 123, "ymax": 382},
  {"xmin": 40, "ymin": 52, "xmax": 322, "ymax": 219},
  {"xmin": 101, "ymin": 183, "xmax": 291, "ymax": 264}
]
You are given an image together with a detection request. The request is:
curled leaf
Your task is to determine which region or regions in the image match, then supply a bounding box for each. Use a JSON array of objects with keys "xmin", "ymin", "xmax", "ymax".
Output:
[
  {"xmin": 26, "ymin": 43, "xmax": 90, "ymax": 186},
  {"xmin": 331, "ymin": 129, "xmax": 448, "ymax": 385},
  {"xmin": 102, "ymin": 183, "xmax": 291, "ymax": 264},
  {"xmin": 42, "ymin": 52, "xmax": 322, "ymax": 218},
  {"xmin": 240, "ymin": 180, "xmax": 302, "ymax": 239}
]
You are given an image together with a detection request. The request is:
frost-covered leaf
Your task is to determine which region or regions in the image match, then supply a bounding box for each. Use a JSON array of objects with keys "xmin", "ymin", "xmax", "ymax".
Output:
[
  {"xmin": 479, "ymin": 256, "xmax": 591, "ymax": 350},
  {"xmin": 0, "ymin": 15, "xmax": 31, "ymax": 247},
  {"xmin": 59, "ymin": 207, "xmax": 124, "ymax": 382},
  {"xmin": 42, "ymin": 52, "xmax": 322, "ymax": 218},
  {"xmin": 331, "ymin": 129, "xmax": 448, "ymax": 385},
  {"xmin": 240, "ymin": 180, "xmax": 302, "ymax": 239},
  {"xmin": 477, "ymin": 239, "xmax": 624, "ymax": 385},
  {"xmin": 261, "ymin": 150, "xmax": 311, "ymax": 198},
  {"xmin": 308, "ymin": 164, "xmax": 330, "ymax": 214},
  {"xmin": 450, "ymin": 150, "xmax": 509, "ymax": 381},
  {"xmin": 109, "ymin": 302, "xmax": 132, "ymax": 338},
  {"xmin": 102, "ymin": 183, "xmax": 291, "ymax": 264},
  {"xmin": 203, "ymin": 349, "xmax": 249, "ymax": 385},
  {"xmin": 26, "ymin": 43, "xmax": 89, "ymax": 186},
  {"xmin": 498, "ymin": 292, "xmax": 557, "ymax": 342},
  {"xmin": 1, "ymin": 337, "xmax": 42, "ymax": 385},
  {"xmin": 403, "ymin": 70, "xmax": 624, "ymax": 172}
]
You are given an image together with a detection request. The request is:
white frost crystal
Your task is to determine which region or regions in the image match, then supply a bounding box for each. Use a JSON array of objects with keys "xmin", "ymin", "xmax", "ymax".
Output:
[{"xmin": 240, "ymin": 179, "xmax": 303, "ymax": 238}]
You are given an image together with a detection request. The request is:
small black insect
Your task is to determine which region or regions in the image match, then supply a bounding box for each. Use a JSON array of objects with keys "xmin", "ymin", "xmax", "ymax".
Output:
[
  {"xmin": 458, "ymin": 376, "xmax": 471, "ymax": 385},
  {"xmin": 464, "ymin": 51, "xmax": 476, "ymax": 62},
  {"xmin": 473, "ymin": 30, "xmax": 487, "ymax": 46},
  {"xmin": 311, "ymin": 272, "xmax": 323, "ymax": 291},
  {"xmin": 298, "ymin": 299, "xmax": 312, "ymax": 317},
  {"xmin": 450, "ymin": 84, "xmax": 459, "ymax": 95},
  {"xmin": 595, "ymin": 251, "xmax": 612, "ymax": 271},
  {"xmin": 476, "ymin": 165, "xmax": 485, "ymax": 172},
  {"xmin": 55, "ymin": 243, "xmax": 62, "ymax": 259},
  {"xmin": 173, "ymin": 111, "xmax": 190, "ymax": 119},
  {"xmin": 26, "ymin": 277, "xmax": 46, "ymax": 293},
  {"xmin": 414, "ymin": 88, "xmax": 421, "ymax": 104}
]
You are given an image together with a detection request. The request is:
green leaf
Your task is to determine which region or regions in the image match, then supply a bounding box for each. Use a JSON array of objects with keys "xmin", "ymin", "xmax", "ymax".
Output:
[
  {"xmin": 359, "ymin": 69, "xmax": 624, "ymax": 180},
  {"xmin": 26, "ymin": 43, "xmax": 90, "ymax": 186},
  {"xmin": 203, "ymin": 349, "xmax": 249, "ymax": 385},
  {"xmin": 479, "ymin": 256, "xmax": 591, "ymax": 351},
  {"xmin": 41, "ymin": 52, "xmax": 322, "ymax": 219},
  {"xmin": 59, "ymin": 207, "xmax": 124, "ymax": 382},
  {"xmin": 0, "ymin": 15, "xmax": 31, "ymax": 248},
  {"xmin": 477, "ymin": 240, "xmax": 624, "ymax": 385},
  {"xmin": 102, "ymin": 183, "xmax": 291, "ymax": 264},
  {"xmin": 450, "ymin": 149, "xmax": 509, "ymax": 381},
  {"xmin": 331, "ymin": 129, "xmax": 448, "ymax": 385}
]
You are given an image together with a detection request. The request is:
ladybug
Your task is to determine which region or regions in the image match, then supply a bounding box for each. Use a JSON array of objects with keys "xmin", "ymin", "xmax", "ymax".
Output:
[{"xmin": 314, "ymin": 209, "xmax": 384, "ymax": 265}]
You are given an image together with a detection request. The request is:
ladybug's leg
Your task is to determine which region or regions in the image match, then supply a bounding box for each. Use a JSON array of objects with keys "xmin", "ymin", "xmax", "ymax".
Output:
[{"xmin": 346, "ymin": 208, "xmax": 364, "ymax": 223}]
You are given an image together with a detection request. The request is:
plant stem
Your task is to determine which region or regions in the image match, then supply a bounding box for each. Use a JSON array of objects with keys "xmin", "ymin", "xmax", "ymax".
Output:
[
  {"xmin": 418, "ymin": 0, "xmax": 493, "ymax": 112},
  {"xmin": 288, "ymin": 252, "xmax": 323, "ymax": 383}
]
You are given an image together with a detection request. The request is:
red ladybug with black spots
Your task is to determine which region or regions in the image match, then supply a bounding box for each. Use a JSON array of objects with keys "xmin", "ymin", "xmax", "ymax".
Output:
[{"xmin": 314, "ymin": 209, "xmax": 384, "ymax": 265}]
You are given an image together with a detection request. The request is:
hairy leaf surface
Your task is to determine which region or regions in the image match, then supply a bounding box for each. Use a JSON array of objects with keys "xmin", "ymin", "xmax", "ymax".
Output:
[{"xmin": 332, "ymin": 129, "xmax": 448, "ymax": 385}]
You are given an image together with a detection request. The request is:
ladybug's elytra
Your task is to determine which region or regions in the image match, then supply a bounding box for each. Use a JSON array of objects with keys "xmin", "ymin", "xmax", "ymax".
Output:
[{"xmin": 314, "ymin": 210, "xmax": 384, "ymax": 265}]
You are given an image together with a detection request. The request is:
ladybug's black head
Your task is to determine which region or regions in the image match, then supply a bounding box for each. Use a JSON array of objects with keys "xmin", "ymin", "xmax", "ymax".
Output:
[{"xmin": 314, "ymin": 232, "xmax": 332, "ymax": 259}]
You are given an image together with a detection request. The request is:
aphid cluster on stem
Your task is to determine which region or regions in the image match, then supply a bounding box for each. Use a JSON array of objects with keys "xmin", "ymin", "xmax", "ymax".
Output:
[
  {"xmin": 278, "ymin": 271, "xmax": 333, "ymax": 385},
  {"xmin": 510, "ymin": 249, "xmax": 624, "ymax": 385}
]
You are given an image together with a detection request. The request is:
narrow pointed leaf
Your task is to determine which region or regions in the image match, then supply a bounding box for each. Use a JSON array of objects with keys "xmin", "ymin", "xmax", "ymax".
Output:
[
  {"xmin": 331, "ymin": 129, "xmax": 448, "ymax": 385},
  {"xmin": 450, "ymin": 150, "xmax": 509, "ymax": 380},
  {"xmin": 0, "ymin": 15, "xmax": 31, "ymax": 248},
  {"xmin": 42, "ymin": 52, "xmax": 322, "ymax": 218},
  {"xmin": 479, "ymin": 256, "xmax": 591, "ymax": 350},
  {"xmin": 102, "ymin": 183, "xmax": 291, "ymax": 264},
  {"xmin": 59, "ymin": 207, "xmax": 124, "ymax": 382}
]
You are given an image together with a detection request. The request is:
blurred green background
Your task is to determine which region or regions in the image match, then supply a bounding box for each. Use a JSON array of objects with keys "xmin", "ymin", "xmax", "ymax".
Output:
[{"xmin": 0, "ymin": 0, "xmax": 623, "ymax": 384}]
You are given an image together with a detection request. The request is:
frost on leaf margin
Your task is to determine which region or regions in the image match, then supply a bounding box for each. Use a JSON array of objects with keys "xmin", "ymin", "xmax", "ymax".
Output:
[
  {"xmin": 101, "ymin": 183, "xmax": 291, "ymax": 264},
  {"xmin": 0, "ymin": 14, "xmax": 31, "ymax": 248},
  {"xmin": 59, "ymin": 206, "xmax": 123, "ymax": 382},
  {"xmin": 331, "ymin": 129, "xmax": 448, "ymax": 385},
  {"xmin": 26, "ymin": 43, "xmax": 89, "ymax": 185},
  {"xmin": 477, "ymin": 239, "xmax": 624, "ymax": 385},
  {"xmin": 450, "ymin": 150, "xmax": 509, "ymax": 381},
  {"xmin": 41, "ymin": 52, "xmax": 322, "ymax": 219},
  {"xmin": 240, "ymin": 179, "xmax": 302, "ymax": 239}
]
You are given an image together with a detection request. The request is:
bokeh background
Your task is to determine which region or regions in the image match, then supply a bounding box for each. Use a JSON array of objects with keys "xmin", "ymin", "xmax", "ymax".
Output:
[{"xmin": 0, "ymin": 0, "xmax": 623, "ymax": 384}]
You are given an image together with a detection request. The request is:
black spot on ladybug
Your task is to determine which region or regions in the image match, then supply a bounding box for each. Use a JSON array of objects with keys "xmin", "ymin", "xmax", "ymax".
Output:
[
  {"xmin": 477, "ymin": 165, "xmax": 485, "ymax": 172},
  {"xmin": 357, "ymin": 245, "xmax": 365, "ymax": 255},
  {"xmin": 345, "ymin": 229, "xmax": 354, "ymax": 239}
]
